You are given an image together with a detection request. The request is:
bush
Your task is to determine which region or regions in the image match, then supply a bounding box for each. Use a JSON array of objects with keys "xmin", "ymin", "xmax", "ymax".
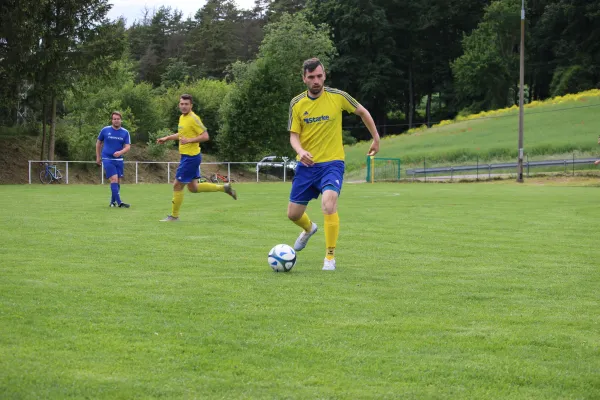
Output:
[{"xmin": 146, "ymin": 128, "xmax": 171, "ymax": 160}]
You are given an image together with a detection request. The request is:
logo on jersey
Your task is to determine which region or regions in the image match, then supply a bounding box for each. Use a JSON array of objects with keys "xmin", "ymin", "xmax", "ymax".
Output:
[
  {"xmin": 303, "ymin": 115, "xmax": 330, "ymax": 124},
  {"xmin": 303, "ymin": 111, "xmax": 309, "ymax": 116}
]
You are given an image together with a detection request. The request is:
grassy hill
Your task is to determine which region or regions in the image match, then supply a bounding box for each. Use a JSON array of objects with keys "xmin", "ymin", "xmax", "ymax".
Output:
[{"xmin": 344, "ymin": 89, "xmax": 600, "ymax": 172}]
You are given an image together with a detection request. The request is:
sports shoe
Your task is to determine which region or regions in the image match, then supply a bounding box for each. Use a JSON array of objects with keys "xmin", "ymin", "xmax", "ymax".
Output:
[
  {"xmin": 160, "ymin": 215, "xmax": 179, "ymax": 222},
  {"xmin": 109, "ymin": 202, "xmax": 117, "ymax": 208},
  {"xmin": 322, "ymin": 258, "xmax": 336, "ymax": 271},
  {"xmin": 224, "ymin": 183, "xmax": 237, "ymax": 200},
  {"xmin": 294, "ymin": 222, "xmax": 318, "ymax": 251},
  {"xmin": 118, "ymin": 203, "xmax": 130, "ymax": 208}
]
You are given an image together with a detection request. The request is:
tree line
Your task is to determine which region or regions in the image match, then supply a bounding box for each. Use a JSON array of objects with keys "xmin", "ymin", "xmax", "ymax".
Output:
[{"xmin": 1, "ymin": 0, "xmax": 598, "ymax": 162}]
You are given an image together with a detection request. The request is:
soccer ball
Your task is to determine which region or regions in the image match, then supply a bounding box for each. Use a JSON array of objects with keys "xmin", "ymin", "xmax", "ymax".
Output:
[{"xmin": 268, "ymin": 244, "xmax": 297, "ymax": 272}]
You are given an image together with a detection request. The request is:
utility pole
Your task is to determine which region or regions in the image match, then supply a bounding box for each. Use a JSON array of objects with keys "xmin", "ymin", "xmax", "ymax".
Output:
[{"xmin": 517, "ymin": 0, "xmax": 525, "ymax": 182}]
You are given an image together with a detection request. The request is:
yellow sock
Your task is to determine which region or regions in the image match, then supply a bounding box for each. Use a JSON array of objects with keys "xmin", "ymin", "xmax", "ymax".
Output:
[
  {"xmin": 293, "ymin": 212, "xmax": 313, "ymax": 232},
  {"xmin": 324, "ymin": 212, "xmax": 339, "ymax": 260},
  {"xmin": 171, "ymin": 190, "xmax": 184, "ymax": 217},
  {"xmin": 196, "ymin": 183, "xmax": 225, "ymax": 193}
]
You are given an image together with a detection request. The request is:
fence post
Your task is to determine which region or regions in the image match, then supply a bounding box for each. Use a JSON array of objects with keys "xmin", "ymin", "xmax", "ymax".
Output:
[
  {"xmin": 101, "ymin": 163, "xmax": 104, "ymax": 184},
  {"xmin": 283, "ymin": 160, "xmax": 287, "ymax": 182},
  {"xmin": 167, "ymin": 162, "xmax": 171, "ymax": 183},
  {"xmin": 28, "ymin": 161, "xmax": 32, "ymax": 184},
  {"xmin": 424, "ymin": 158, "xmax": 426, "ymax": 182},
  {"xmin": 227, "ymin": 162, "xmax": 231, "ymax": 182},
  {"xmin": 476, "ymin": 156, "xmax": 479, "ymax": 181},
  {"xmin": 66, "ymin": 161, "xmax": 69, "ymax": 184},
  {"xmin": 527, "ymin": 154, "xmax": 529, "ymax": 177},
  {"xmin": 572, "ymin": 153, "xmax": 575, "ymax": 176},
  {"xmin": 135, "ymin": 162, "xmax": 139, "ymax": 184}
]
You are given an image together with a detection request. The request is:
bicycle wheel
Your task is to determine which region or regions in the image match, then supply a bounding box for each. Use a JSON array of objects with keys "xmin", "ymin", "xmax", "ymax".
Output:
[
  {"xmin": 54, "ymin": 169, "xmax": 63, "ymax": 182},
  {"xmin": 39, "ymin": 170, "xmax": 52, "ymax": 184}
]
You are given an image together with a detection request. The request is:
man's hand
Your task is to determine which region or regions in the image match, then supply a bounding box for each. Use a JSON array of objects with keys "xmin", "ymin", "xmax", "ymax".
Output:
[
  {"xmin": 367, "ymin": 140, "xmax": 380, "ymax": 156},
  {"xmin": 156, "ymin": 136, "xmax": 169, "ymax": 144},
  {"xmin": 298, "ymin": 150, "xmax": 314, "ymax": 166},
  {"xmin": 180, "ymin": 137, "xmax": 190, "ymax": 145},
  {"xmin": 113, "ymin": 151, "xmax": 122, "ymax": 158},
  {"xmin": 96, "ymin": 156, "xmax": 101, "ymax": 166}
]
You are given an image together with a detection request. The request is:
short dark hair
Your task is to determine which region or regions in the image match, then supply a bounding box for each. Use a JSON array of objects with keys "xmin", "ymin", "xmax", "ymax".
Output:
[
  {"xmin": 111, "ymin": 111, "xmax": 122, "ymax": 119},
  {"xmin": 302, "ymin": 58, "xmax": 325, "ymax": 76},
  {"xmin": 180, "ymin": 94, "xmax": 193, "ymax": 103}
]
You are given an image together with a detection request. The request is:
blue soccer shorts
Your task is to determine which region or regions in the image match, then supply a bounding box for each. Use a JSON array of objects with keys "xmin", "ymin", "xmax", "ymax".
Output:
[
  {"xmin": 289, "ymin": 160, "xmax": 345, "ymax": 205},
  {"xmin": 102, "ymin": 159, "xmax": 124, "ymax": 179},
  {"xmin": 176, "ymin": 154, "xmax": 202, "ymax": 183}
]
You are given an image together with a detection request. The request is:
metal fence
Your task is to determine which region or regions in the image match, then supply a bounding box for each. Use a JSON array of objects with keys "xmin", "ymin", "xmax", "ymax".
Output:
[
  {"xmin": 405, "ymin": 156, "xmax": 598, "ymax": 181},
  {"xmin": 28, "ymin": 160, "xmax": 296, "ymax": 184}
]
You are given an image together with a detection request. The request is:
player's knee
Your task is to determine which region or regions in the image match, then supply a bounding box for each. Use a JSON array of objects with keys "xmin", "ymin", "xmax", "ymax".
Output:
[{"xmin": 173, "ymin": 181, "xmax": 185, "ymax": 191}]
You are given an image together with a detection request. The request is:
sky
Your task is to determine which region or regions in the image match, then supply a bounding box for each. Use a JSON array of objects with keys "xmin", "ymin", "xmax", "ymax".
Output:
[{"xmin": 107, "ymin": 0, "xmax": 256, "ymax": 25}]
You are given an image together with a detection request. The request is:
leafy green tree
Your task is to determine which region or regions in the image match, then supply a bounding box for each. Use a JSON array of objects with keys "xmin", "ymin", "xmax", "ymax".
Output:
[
  {"xmin": 185, "ymin": 0, "xmax": 241, "ymax": 79},
  {"xmin": 31, "ymin": 0, "xmax": 125, "ymax": 160},
  {"xmin": 217, "ymin": 13, "xmax": 335, "ymax": 161},
  {"xmin": 452, "ymin": 0, "xmax": 521, "ymax": 112},
  {"xmin": 0, "ymin": 0, "xmax": 44, "ymax": 125}
]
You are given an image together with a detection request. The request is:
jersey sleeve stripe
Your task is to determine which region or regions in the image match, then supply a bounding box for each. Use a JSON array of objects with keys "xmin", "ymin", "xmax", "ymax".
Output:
[
  {"xmin": 325, "ymin": 88, "xmax": 360, "ymax": 108},
  {"xmin": 191, "ymin": 115, "xmax": 205, "ymax": 130},
  {"xmin": 288, "ymin": 93, "xmax": 307, "ymax": 131}
]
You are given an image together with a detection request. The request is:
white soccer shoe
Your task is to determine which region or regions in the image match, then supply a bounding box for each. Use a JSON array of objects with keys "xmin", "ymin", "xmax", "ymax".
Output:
[
  {"xmin": 322, "ymin": 258, "xmax": 336, "ymax": 271},
  {"xmin": 293, "ymin": 222, "xmax": 318, "ymax": 251}
]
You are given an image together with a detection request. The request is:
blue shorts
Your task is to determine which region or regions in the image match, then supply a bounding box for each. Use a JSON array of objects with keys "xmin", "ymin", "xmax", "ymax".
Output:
[
  {"xmin": 102, "ymin": 159, "xmax": 124, "ymax": 179},
  {"xmin": 176, "ymin": 154, "xmax": 202, "ymax": 183},
  {"xmin": 290, "ymin": 160, "xmax": 345, "ymax": 205}
]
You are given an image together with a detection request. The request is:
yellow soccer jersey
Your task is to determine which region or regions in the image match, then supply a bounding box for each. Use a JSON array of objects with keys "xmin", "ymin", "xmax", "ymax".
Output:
[
  {"xmin": 288, "ymin": 87, "xmax": 360, "ymax": 163},
  {"xmin": 178, "ymin": 111, "xmax": 207, "ymax": 156}
]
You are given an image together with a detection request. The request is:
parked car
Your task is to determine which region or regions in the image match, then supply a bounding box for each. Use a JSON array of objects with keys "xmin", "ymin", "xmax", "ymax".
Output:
[{"xmin": 256, "ymin": 156, "xmax": 297, "ymax": 172}]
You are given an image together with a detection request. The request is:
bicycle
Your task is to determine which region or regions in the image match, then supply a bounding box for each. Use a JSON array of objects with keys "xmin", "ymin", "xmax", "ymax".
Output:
[
  {"xmin": 210, "ymin": 172, "xmax": 237, "ymax": 184},
  {"xmin": 39, "ymin": 162, "xmax": 63, "ymax": 184}
]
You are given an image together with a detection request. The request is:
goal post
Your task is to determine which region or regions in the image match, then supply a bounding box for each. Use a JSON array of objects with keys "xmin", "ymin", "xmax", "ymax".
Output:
[{"xmin": 365, "ymin": 156, "xmax": 401, "ymax": 183}]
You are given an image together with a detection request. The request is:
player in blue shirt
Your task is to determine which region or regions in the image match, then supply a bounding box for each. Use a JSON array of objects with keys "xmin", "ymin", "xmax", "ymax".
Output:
[{"xmin": 95, "ymin": 111, "xmax": 131, "ymax": 208}]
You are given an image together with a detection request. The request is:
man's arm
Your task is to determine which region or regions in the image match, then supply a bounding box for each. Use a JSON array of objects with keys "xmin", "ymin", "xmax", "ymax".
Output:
[
  {"xmin": 95, "ymin": 140, "xmax": 103, "ymax": 165},
  {"xmin": 114, "ymin": 144, "xmax": 131, "ymax": 158},
  {"xmin": 354, "ymin": 105, "xmax": 380, "ymax": 156},
  {"xmin": 180, "ymin": 131, "xmax": 209, "ymax": 145},
  {"xmin": 156, "ymin": 133, "xmax": 180, "ymax": 144},
  {"xmin": 290, "ymin": 132, "xmax": 314, "ymax": 166}
]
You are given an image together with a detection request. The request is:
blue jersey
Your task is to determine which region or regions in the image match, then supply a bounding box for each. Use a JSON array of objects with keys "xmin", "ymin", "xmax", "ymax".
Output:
[{"xmin": 97, "ymin": 126, "xmax": 131, "ymax": 160}]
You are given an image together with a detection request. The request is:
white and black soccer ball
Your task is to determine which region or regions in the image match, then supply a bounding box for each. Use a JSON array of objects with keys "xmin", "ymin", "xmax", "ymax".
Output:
[{"xmin": 268, "ymin": 244, "xmax": 297, "ymax": 272}]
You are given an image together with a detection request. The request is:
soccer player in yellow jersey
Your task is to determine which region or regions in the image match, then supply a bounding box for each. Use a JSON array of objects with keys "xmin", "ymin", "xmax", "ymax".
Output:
[
  {"xmin": 156, "ymin": 94, "xmax": 237, "ymax": 221},
  {"xmin": 287, "ymin": 58, "xmax": 380, "ymax": 270}
]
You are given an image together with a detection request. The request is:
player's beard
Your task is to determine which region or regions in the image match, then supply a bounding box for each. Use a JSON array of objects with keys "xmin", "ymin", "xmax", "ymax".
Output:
[{"xmin": 309, "ymin": 85, "xmax": 323, "ymax": 96}]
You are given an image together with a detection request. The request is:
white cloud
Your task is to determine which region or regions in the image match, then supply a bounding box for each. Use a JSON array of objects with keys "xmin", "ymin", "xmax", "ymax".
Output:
[{"xmin": 108, "ymin": 0, "xmax": 257, "ymax": 25}]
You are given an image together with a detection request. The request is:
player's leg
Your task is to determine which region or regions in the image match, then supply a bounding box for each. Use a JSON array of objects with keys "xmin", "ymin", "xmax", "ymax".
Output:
[
  {"xmin": 319, "ymin": 161, "xmax": 344, "ymax": 270},
  {"xmin": 103, "ymin": 160, "xmax": 118, "ymax": 207},
  {"xmin": 321, "ymin": 189, "xmax": 339, "ymax": 270},
  {"xmin": 162, "ymin": 155, "xmax": 192, "ymax": 221},
  {"xmin": 187, "ymin": 161, "xmax": 237, "ymax": 199},
  {"xmin": 289, "ymin": 165, "xmax": 319, "ymax": 251},
  {"xmin": 115, "ymin": 161, "xmax": 129, "ymax": 208}
]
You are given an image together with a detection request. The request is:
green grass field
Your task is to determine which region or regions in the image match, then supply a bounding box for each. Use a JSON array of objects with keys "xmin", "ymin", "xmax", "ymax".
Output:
[
  {"xmin": 344, "ymin": 93, "xmax": 600, "ymax": 171},
  {"xmin": 1, "ymin": 182, "xmax": 599, "ymax": 399}
]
